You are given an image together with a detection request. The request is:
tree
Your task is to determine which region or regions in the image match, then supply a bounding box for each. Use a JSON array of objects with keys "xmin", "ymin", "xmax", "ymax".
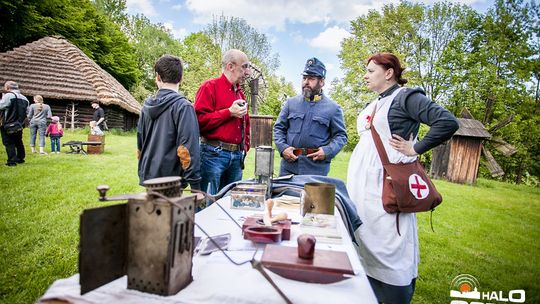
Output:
[
  {"xmin": 336, "ymin": 0, "xmax": 540, "ymax": 182},
  {"xmin": 94, "ymin": 0, "xmax": 128, "ymax": 29},
  {"xmin": 452, "ymin": 0, "xmax": 539, "ymax": 182},
  {"xmin": 258, "ymin": 75, "xmax": 296, "ymax": 117},
  {"xmin": 179, "ymin": 32, "xmax": 222, "ymax": 100},
  {"xmin": 123, "ymin": 14, "xmax": 185, "ymax": 98},
  {"xmin": 205, "ymin": 14, "xmax": 279, "ymax": 72}
]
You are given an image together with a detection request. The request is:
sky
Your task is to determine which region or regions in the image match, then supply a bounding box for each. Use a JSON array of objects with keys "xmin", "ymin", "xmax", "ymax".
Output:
[{"xmin": 125, "ymin": 0, "xmax": 495, "ymax": 94}]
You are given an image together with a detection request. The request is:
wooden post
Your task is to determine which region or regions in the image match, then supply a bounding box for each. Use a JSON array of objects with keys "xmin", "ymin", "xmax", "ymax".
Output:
[
  {"xmin": 250, "ymin": 78, "xmax": 259, "ymax": 115},
  {"xmin": 66, "ymin": 101, "xmax": 79, "ymax": 131}
]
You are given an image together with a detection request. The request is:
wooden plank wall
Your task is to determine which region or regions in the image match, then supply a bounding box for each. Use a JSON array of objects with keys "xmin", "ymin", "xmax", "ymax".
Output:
[
  {"xmin": 430, "ymin": 140, "xmax": 451, "ymax": 179},
  {"xmin": 447, "ymin": 136, "xmax": 483, "ymax": 184},
  {"xmin": 250, "ymin": 115, "xmax": 274, "ymax": 148},
  {"xmin": 33, "ymin": 98, "xmax": 138, "ymax": 130}
]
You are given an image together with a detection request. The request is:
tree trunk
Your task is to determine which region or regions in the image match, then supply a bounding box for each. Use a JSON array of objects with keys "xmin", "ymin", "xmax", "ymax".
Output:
[{"xmin": 515, "ymin": 161, "xmax": 523, "ymax": 184}]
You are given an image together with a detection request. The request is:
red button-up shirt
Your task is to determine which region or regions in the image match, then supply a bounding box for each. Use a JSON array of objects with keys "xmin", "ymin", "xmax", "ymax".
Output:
[{"xmin": 194, "ymin": 74, "xmax": 250, "ymax": 151}]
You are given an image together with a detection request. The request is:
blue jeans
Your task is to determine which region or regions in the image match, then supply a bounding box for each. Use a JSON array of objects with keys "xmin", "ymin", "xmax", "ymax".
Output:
[
  {"xmin": 200, "ymin": 144, "xmax": 243, "ymax": 196},
  {"xmin": 29, "ymin": 121, "xmax": 47, "ymax": 147},
  {"xmin": 50, "ymin": 137, "xmax": 61, "ymax": 152}
]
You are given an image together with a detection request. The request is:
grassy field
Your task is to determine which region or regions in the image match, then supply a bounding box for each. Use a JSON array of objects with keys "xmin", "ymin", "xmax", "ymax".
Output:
[{"xmin": 0, "ymin": 130, "xmax": 539, "ymax": 303}]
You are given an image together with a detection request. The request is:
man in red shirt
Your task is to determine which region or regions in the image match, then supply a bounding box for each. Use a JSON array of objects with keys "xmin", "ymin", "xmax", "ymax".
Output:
[{"xmin": 194, "ymin": 49, "xmax": 251, "ymax": 195}]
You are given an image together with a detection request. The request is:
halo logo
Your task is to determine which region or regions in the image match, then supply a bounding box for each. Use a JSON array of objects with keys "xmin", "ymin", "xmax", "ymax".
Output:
[
  {"xmin": 449, "ymin": 274, "xmax": 526, "ymax": 303},
  {"xmin": 450, "ymin": 274, "xmax": 481, "ymax": 299}
]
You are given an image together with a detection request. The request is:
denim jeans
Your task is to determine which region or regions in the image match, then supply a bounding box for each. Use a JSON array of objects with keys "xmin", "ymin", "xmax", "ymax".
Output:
[
  {"xmin": 50, "ymin": 137, "xmax": 61, "ymax": 152},
  {"xmin": 29, "ymin": 121, "xmax": 47, "ymax": 147},
  {"xmin": 200, "ymin": 144, "xmax": 243, "ymax": 196}
]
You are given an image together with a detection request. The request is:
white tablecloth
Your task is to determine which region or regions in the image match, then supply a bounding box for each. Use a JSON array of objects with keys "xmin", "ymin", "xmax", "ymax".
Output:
[{"xmin": 39, "ymin": 197, "xmax": 377, "ymax": 304}]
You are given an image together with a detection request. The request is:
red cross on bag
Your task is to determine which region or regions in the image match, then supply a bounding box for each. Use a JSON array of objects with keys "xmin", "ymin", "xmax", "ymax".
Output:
[{"xmin": 409, "ymin": 174, "xmax": 429, "ymax": 199}]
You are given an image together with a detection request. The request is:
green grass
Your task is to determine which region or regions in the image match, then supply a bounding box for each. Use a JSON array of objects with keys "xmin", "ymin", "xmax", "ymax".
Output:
[{"xmin": 0, "ymin": 130, "xmax": 539, "ymax": 303}]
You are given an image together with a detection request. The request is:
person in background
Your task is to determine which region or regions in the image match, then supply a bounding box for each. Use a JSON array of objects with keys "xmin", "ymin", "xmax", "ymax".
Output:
[
  {"xmin": 46, "ymin": 116, "xmax": 63, "ymax": 154},
  {"xmin": 91, "ymin": 101, "xmax": 107, "ymax": 130},
  {"xmin": 0, "ymin": 81, "xmax": 29, "ymax": 166},
  {"xmin": 137, "ymin": 55, "xmax": 201, "ymax": 190},
  {"xmin": 89, "ymin": 120, "xmax": 104, "ymax": 136},
  {"xmin": 28, "ymin": 94, "xmax": 52, "ymax": 154},
  {"xmin": 274, "ymin": 57, "xmax": 347, "ymax": 176},
  {"xmin": 194, "ymin": 49, "xmax": 251, "ymax": 195},
  {"xmin": 346, "ymin": 52, "xmax": 459, "ymax": 304}
]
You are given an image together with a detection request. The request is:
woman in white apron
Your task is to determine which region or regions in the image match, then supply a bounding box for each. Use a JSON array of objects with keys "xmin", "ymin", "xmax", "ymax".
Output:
[{"xmin": 347, "ymin": 53, "xmax": 458, "ymax": 303}]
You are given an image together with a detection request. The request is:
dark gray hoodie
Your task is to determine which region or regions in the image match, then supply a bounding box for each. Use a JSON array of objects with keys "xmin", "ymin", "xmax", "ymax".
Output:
[{"xmin": 137, "ymin": 89, "xmax": 201, "ymax": 189}]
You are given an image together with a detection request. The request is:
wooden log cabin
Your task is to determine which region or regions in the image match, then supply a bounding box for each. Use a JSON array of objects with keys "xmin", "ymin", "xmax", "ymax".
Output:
[
  {"xmin": 431, "ymin": 118, "xmax": 492, "ymax": 184},
  {"xmin": 0, "ymin": 36, "xmax": 140, "ymax": 130}
]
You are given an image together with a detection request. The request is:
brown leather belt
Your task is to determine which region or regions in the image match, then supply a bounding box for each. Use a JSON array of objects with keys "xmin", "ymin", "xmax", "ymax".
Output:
[
  {"xmin": 201, "ymin": 137, "xmax": 239, "ymax": 152},
  {"xmin": 292, "ymin": 148, "xmax": 318, "ymax": 156}
]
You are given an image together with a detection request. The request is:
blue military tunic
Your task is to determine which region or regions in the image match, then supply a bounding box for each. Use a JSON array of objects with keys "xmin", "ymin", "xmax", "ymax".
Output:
[{"xmin": 274, "ymin": 94, "xmax": 347, "ymax": 176}]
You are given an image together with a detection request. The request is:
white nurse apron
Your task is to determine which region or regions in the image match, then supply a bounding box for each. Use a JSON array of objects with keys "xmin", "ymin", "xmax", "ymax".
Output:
[{"xmin": 347, "ymin": 88, "xmax": 420, "ymax": 286}]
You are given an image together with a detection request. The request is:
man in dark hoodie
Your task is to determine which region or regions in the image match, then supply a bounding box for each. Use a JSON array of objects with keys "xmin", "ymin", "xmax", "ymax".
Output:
[{"xmin": 137, "ymin": 55, "xmax": 201, "ymax": 190}]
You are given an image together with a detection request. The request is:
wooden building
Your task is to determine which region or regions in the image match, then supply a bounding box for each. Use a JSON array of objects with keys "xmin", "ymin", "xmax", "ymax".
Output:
[
  {"xmin": 431, "ymin": 118, "xmax": 492, "ymax": 184},
  {"xmin": 250, "ymin": 115, "xmax": 274, "ymax": 148},
  {"xmin": 0, "ymin": 36, "xmax": 140, "ymax": 130}
]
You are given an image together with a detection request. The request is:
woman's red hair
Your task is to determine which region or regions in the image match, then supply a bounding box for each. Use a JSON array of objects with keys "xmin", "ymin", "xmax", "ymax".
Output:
[{"xmin": 367, "ymin": 53, "xmax": 408, "ymax": 85}]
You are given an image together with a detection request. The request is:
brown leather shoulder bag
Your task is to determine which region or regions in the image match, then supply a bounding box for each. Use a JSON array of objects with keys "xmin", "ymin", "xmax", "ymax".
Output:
[{"xmin": 369, "ymin": 106, "xmax": 442, "ymax": 234}]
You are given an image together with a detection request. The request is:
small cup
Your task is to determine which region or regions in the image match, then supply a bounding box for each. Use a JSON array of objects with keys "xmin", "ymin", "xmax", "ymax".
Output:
[{"xmin": 297, "ymin": 234, "xmax": 316, "ymax": 260}]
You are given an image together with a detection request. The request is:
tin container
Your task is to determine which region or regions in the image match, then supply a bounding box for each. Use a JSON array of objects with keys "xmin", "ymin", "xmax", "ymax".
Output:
[{"xmin": 230, "ymin": 183, "xmax": 267, "ymax": 210}]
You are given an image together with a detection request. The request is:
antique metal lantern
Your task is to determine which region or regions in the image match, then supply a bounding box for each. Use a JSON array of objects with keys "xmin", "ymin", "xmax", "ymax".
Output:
[
  {"xmin": 255, "ymin": 145, "xmax": 274, "ymax": 198},
  {"xmin": 79, "ymin": 176, "xmax": 199, "ymax": 296}
]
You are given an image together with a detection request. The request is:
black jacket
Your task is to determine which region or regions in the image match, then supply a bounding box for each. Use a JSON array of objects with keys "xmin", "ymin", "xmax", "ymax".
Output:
[
  {"xmin": 387, "ymin": 87, "xmax": 459, "ymax": 154},
  {"xmin": 3, "ymin": 92, "xmax": 29, "ymax": 125},
  {"xmin": 137, "ymin": 89, "xmax": 201, "ymax": 189}
]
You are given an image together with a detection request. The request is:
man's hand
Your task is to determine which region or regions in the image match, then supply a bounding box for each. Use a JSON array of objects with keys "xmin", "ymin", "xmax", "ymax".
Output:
[
  {"xmin": 307, "ymin": 148, "xmax": 326, "ymax": 161},
  {"xmin": 229, "ymin": 99, "xmax": 248, "ymax": 118},
  {"xmin": 282, "ymin": 146, "xmax": 298, "ymax": 163}
]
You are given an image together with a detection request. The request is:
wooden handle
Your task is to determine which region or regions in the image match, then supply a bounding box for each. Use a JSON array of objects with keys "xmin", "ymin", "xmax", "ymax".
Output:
[{"xmin": 270, "ymin": 212, "xmax": 288, "ymax": 223}]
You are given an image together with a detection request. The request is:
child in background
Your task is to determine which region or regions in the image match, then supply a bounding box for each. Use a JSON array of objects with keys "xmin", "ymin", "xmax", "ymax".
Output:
[
  {"xmin": 90, "ymin": 120, "xmax": 104, "ymax": 136},
  {"xmin": 46, "ymin": 116, "xmax": 63, "ymax": 154}
]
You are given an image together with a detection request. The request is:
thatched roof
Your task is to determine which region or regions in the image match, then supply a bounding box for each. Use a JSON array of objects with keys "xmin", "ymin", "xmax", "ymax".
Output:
[
  {"xmin": 454, "ymin": 118, "xmax": 491, "ymax": 138},
  {"xmin": 0, "ymin": 36, "xmax": 140, "ymax": 114}
]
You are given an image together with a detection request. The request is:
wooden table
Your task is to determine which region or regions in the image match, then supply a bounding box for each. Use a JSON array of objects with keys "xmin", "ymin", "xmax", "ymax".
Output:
[{"xmin": 39, "ymin": 196, "xmax": 377, "ymax": 304}]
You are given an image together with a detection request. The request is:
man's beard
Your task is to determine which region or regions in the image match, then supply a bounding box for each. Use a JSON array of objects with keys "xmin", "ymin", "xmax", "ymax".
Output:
[{"xmin": 303, "ymin": 83, "xmax": 322, "ymax": 100}]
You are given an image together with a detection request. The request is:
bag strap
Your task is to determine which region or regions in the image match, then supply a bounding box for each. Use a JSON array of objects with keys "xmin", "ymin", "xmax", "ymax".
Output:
[{"xmin": 369, "ymin": 106, "xmax": 391, "ymax": 165}]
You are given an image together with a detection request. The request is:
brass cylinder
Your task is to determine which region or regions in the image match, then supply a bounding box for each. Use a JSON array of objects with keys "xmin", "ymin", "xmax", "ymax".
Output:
[{"xmin": 301, "ymin": 183, "xmax": 335, "ymax": 215}]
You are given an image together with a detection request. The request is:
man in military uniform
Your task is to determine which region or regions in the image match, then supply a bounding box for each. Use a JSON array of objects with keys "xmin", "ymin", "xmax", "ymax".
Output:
[{"xmin": 274, "ymin": 58, "xmax": 347, "ymax": 176}]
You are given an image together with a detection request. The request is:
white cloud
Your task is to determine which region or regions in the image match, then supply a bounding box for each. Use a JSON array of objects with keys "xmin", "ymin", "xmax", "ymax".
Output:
[
  {"xmin": 172, "ymin": 4, "xmax": 182, "ymax": 11},
  {"xmin": 309, "ymin": 26, "xmax": 352, "ymax": 53},
  {"xmin": 126, "ymin": 0, "xmax": 157, "ymax": 16},
  {"xmin": 163, "ymin": 22, "xmax": 188, "ymax": 39},
  {"xmin": 184, "ymin": 0, "xmax": 384, "ymax": 30},
  {"xmin": 290, "ymin": 31, "xmax": 307, "ymax": 44}
]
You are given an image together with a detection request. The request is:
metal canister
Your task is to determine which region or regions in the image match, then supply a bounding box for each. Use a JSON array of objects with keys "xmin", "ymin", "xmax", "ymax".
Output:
[{"xmin": 300, "ymin": 182, "xmax": 335, "ymax": 215}]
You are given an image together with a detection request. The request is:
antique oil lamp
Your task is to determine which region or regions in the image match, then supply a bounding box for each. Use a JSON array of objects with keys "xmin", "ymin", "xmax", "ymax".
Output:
[{"xmin": 79, "ymin": 176, "xmax": 199, "ymax": 296}]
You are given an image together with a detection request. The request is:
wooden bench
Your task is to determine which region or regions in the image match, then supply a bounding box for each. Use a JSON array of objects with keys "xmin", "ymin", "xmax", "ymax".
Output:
[{"xmin": 62, "ymin": 141, "xmax": 102, "ymax": 155}]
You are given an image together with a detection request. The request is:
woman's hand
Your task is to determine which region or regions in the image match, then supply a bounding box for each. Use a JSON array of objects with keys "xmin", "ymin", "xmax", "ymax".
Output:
[{"xmin": 389, "ymin": 134, "xmax": 418, "ymax": 156}]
